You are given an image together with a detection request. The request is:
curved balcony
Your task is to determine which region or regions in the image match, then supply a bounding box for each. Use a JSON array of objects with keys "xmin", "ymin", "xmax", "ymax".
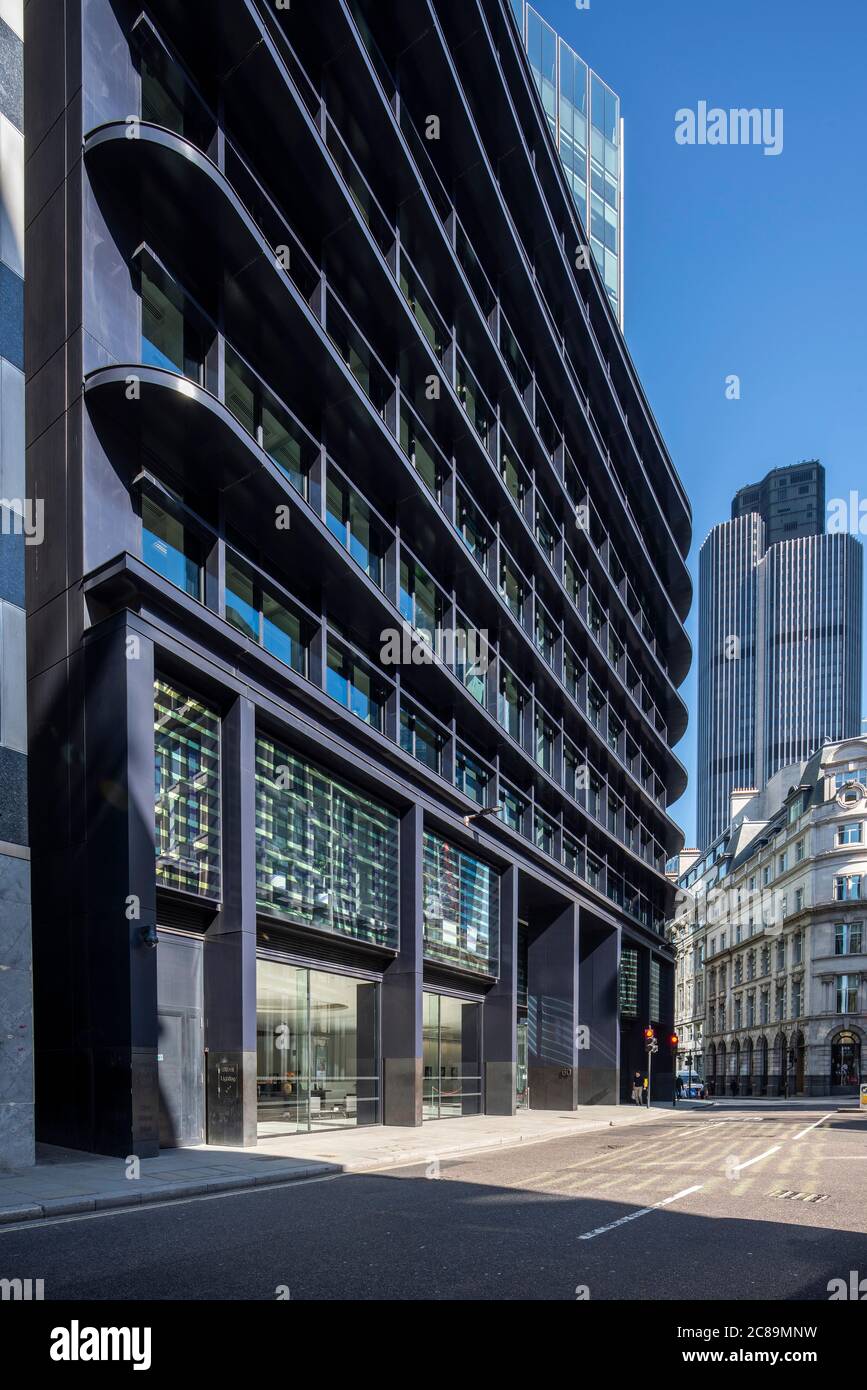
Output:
[
  {"xmin": 84, "ymin": 360, "xmax": 687, "ymax": 865},
  {"xmin": 82, "ymin": 117, "xmax": 690, "ymax": 753}
]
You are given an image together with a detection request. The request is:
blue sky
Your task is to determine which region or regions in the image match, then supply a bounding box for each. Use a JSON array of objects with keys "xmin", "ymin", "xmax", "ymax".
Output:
[{"xmin": 529, "ymin": 0, "xmax": 867, "ymax": 846}]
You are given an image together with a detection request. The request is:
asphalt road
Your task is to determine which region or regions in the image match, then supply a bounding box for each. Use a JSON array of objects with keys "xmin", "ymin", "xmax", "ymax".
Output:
[{"xmin": 2, "ymin": 1104, "xmax": 865, "ymax": 1300}]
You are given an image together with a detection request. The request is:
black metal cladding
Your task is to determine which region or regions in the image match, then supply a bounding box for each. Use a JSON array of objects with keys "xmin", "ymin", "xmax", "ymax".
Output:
[
  {"xmin": 73, "ymin": 0, "xmax": 692, "ymax": 914},
  {"xmin": 25, "ymin": 0, "xmax": 689, "ymax": 1148}
]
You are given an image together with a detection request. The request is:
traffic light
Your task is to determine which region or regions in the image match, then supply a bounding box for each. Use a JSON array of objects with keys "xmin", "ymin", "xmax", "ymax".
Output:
[
  {"xmin": 669, "ymin": 1032, "xmax": 679, "ymax": 1052},
  {"xmin": 644, "ymin": 1026, "xmax": 658, "ymax": 1054}
]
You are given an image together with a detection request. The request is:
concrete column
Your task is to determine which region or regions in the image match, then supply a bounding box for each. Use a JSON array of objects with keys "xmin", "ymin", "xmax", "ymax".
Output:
[
  {"xmin": 381, "ymin": 803, "xmax": 423, "ymax": 1125},
  {"xmin": 484, "ymin": 865, "xmax": 517, "ymax": 1114},
  {"xmin": 527, "ymin": 900, "xmax": 580, "ymax": 1109},
  {"xmin": 204, "ymin": 694, "xmax": 258, "ymax": 1146}
]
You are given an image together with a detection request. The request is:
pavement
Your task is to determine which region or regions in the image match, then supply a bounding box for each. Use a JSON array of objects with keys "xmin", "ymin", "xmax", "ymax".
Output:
[
  {"xmin": 1, "ymin": 1100, "xmax": 863, "ymax": 1300},
  {"xmin": 0, "ymin": 1095, "xmax": 858, "ymax": 1226},
  {"xmin": 0, "ymin": 1102, "xmax": 683, "ymax": 1224}
]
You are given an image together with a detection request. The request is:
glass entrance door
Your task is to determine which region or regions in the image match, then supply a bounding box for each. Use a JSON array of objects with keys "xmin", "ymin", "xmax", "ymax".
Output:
[
  {"xmin": 256, "ymin": 959, "xmax": 378, "ymax": 1135},
  {"xmin": 516, "ymin": 1018, "xmax": 529, "ymax": 1109},
  {"xmin": 423, "ymin": 991, "xmax": 482, "ymax": 1119}
]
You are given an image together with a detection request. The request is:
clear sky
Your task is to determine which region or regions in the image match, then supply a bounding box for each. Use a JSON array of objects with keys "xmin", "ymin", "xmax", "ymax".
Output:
[{"xmin": 528, "ymin": 0, "xmax": 867, "ymax": 846}]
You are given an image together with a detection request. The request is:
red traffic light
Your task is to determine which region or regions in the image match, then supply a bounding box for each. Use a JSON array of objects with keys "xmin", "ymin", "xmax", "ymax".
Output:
[
  {"xmin": 669, "ymin": 1033, "xmax": 679, "ymax": 1048},
  {"xmin": 643, "ymin": 1026, "xmax": 655, "ymax": 1041}
]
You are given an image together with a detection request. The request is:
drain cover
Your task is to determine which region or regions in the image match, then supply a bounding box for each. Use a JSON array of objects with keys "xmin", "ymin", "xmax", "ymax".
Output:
[{"xmin": 768, "ymin": 1189, "xmax": 829, "ymax": 1204}]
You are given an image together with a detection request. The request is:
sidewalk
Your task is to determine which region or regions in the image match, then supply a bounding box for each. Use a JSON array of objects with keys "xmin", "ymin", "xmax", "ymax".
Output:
[{"xmin": 0, "ymin": 1103, "xmax": 680, "ymax": 1225}]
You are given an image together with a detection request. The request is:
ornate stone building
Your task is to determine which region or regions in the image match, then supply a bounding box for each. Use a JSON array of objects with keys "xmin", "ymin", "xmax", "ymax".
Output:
[{"xmin": 672, "ymin": 738, "xmax": 867, "ymax": 1098}]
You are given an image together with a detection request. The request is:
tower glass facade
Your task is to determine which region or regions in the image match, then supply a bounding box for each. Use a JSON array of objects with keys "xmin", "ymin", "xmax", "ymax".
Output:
[
  {"xmin": 698, "ymin": 463, "xmax": 863, "ymax": 849},
  {"xmin": 511, "ymin": 0, "xmax": 623, "ymax": 325}
]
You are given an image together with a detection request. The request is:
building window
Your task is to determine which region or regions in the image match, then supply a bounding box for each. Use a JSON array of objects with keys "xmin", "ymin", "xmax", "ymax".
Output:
[
  {"xmin": 499, "ymin": 556, "xmax": 525, "ymax": 620},
  {"xmin": 535, "ymin": 710, "xmax": 555, "ymax": 775},
  {"xmin": 326, "ymin": 641, "xmax": 387, "ymax": 731},
  {"xmin": 422, "ymin": 832, "xmax": 499, "ymax": 975},
  {"xmin": 794, "ymin": 887, "xmax": 804, "ymax": 912},
  {"xmin": 455, "ymin": 746, "xmax": 491, "ymax": 805},
  {"xmin": 796, "ymin": 838, "xmax": 805, "ymax": 862},
  {"xmin": 835, "ymin": 922, "xmax": 863, "ymax": 956},
  {"xmin": 400, "ymin": 705, "xmax": 443, "ymax": 774},
  {"xmin": 619, "ymin": 947, "xmax": 638, "ymax": 1015},
  {"xmin": 225, "ymin": 554, "xmax": 308, "ymax": 674},
  {"xmin": 778, "ymin": 851, "xmax": 788, "ymax": 874},
  {"xmin": 792, "ymin": 931, "xmax": 803, "ymax": 965},
  {"xmin": 154, "ymin": 678, "xmax": 221, "ymax": 898},
  {"xmin": 456, "ymin": 487, "xmax": 490, "ymax": 563},
  {"xmin": 792, "ymin": 978, "xmax": 803, "ymax": 1018},
  {"xmin": 399, "ymin": 556, "xmax": 443, "ymax": 643},
  {"xmin": 498, "ymin": 669, "xmax": 525, "ymax": 742},
  {"xmin": 500, "ymin": 784, "xmax": 527, "ymax": 834},
  {"xmin": 255, "ymin": 738, "xmax": 398, "ymax": 947},
  {"xmin": 836, "ymin": 974, "xmax": 859, "ymax": 1014},
  {"xmin": 734, "ymin": 996, "xmax": 742, "ymax": 1029},
  {"xmin": 141, "ymin": 262, "xmax": 209, "ymax": 384},
  {"xmin": 562, "ymin": 832, "xmax": 582, "ymax": 875},
  {"xmin": 326, "ymin": 473, "xmax": 386, "ymax": 589},
  {"xmin": 837, "ymin": 822, "xmax": 862, "ymax": 846},
  {"xmin": 225, "ymin": 343, "xmax": 313, "ymax": 496},
  {"xmin": 534, "ymin": 809, "xmax": 556, "ymax": 856},
  {"xmin": 141, "ymin": 493, "xmax": 206, "ymax": 601},
  {"xmin": 834, "ymin": 875, "xmax": 862, "ymax": 902},
  {"xmin": 535, "ymin": 606, "xmax": 556, "ymax": 665}
]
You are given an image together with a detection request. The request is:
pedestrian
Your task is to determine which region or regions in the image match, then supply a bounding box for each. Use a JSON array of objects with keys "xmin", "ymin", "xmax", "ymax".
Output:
[{"xmin": 631, "ymin": 1070, "xmax": 643, "ymax": 1105}]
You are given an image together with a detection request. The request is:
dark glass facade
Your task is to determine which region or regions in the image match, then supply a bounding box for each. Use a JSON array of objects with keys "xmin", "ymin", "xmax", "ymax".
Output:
[{"xmin": 26, "ymin": 0, "xmax": 689, "ymax": 1155}]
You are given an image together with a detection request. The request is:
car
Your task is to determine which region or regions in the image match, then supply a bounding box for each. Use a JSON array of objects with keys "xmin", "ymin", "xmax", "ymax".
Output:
[{"xmin": 677, "ymin": 1071, "xmax": 706, "ymax": 1099}]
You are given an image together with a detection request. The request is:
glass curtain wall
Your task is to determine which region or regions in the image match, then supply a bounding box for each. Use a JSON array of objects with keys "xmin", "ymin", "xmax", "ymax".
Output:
[
  {"xmin": 256, "ymin": 959, "xmax": 379, "ymax": 1134},
  {"xmin": 255, "ymin": 738, "xmax": 399, "ymax": 947},
  {"xmin": 154, "ymin": 678, "xmax": 221, "ymax": 897},
  {"xmin": 422, "ymin": 833, "xmax": 499, "ymax": 974}
]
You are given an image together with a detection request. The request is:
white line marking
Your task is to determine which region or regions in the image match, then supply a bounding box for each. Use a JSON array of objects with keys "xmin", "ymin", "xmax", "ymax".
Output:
[
  {"xmin": 578, "ymin": 1184, "xmax": 704, "ymax": 1240},
  {"xmin": 732, "ymin": 1145, "xmax": 781, "ymax": 1172},
  {"xmin": 792, "ymin": 1114, "xmax": 833, "ymax": 1140}
]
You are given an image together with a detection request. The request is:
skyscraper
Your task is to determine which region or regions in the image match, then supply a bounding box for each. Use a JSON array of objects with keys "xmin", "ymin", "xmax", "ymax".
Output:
[
  {"xmin": 509, "ymin": 0, "xmax": 624, "ymax": 327},
  {"xmin": 697, "ymin": 462, "xmax": 862, "ymax": 849}
]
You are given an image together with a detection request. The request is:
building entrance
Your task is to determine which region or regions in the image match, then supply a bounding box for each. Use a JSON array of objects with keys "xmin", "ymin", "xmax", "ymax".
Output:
[{"xmin": 422, "ymin": 992, "xmax": 481, "ymax": 1118}]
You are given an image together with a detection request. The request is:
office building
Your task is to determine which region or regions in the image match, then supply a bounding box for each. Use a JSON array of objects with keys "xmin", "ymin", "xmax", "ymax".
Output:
[
  {"xmin": 509, "ymin": 0, "xmax": 624, "ymax": 326},
  {"xmin": 0, "ymin": 0, "xmax": 30, "ymax": 1170},
  {"xmin": 697, "ymin": 462, "xmax": 862, "ymax": 849},
  {"xmin": 25, "ymin": 0, "xmax": 690, "ymax": 1156},
  {"xmin": 673, "ymin": 740, "xmax": 867, "ymax": 1097}
]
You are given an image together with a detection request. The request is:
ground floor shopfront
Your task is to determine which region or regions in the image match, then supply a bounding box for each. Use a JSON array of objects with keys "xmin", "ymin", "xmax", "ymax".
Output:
[{"xmin": 32, "ymin": 637, "xmax": 675, "ymax": 1157}]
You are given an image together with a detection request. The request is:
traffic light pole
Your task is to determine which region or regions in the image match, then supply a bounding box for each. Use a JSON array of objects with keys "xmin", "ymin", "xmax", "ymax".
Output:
[{"xmin": 647, "ymin": 1047, "xmax": 652, "ymax": 1108}]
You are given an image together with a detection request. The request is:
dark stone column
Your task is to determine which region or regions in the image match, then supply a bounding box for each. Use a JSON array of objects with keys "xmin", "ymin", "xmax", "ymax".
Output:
[
  {"xmin": 84, "ymin": 622, "xmax": 159, "ymax": 1156},
  {"xmin": 204, "ymin": 695, "xmax": 258, "ymax": 1146},
  {"xmin": 381, "ymin": 804, "xmax": 423, "ymax": 1125},
  {"xmin": 527, "ymin": 901, "xmax": 580, "ymax": 1109},
  {"xmin": 484, "ymin": 865, "xmax": 517, "ymax": 1114},
  {"xmin": 577, "ymin": 920, "xmax": 620, "ymax": 1104}
]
